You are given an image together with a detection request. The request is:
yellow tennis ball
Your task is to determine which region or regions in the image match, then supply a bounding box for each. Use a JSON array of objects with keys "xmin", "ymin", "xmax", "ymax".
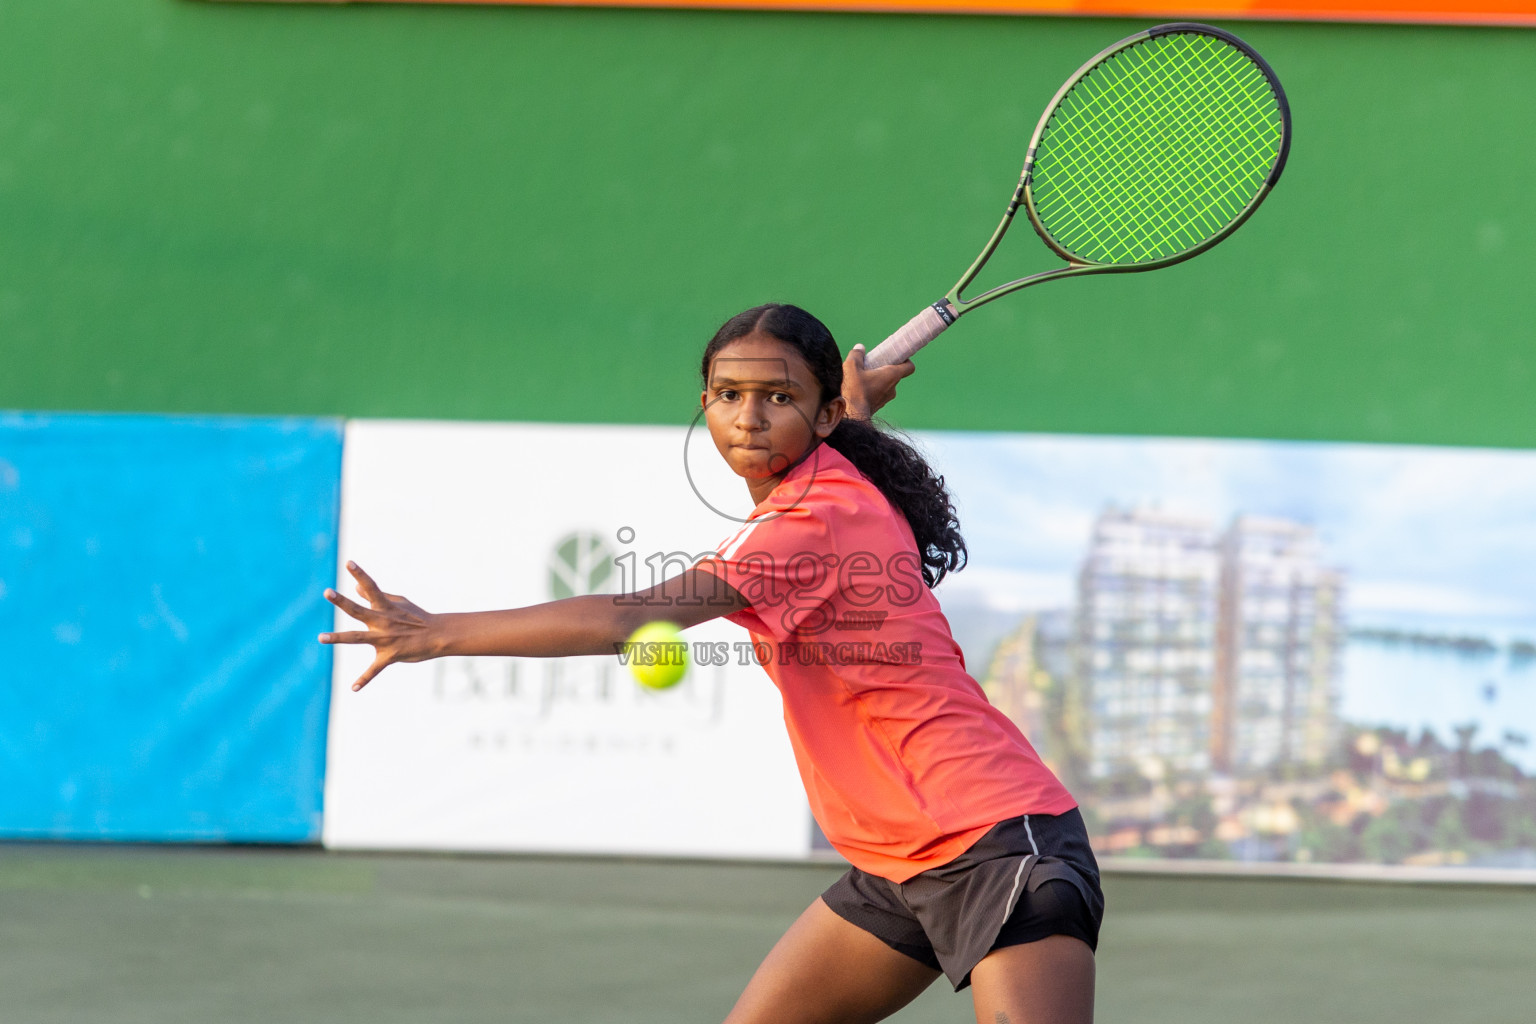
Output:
[{"xmin": 625, "ymin": 621, "xmax": 689, "ymax": 690}]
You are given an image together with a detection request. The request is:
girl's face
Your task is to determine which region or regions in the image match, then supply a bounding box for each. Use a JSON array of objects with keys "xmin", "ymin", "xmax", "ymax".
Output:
[{"xmin": 702, "ymin": 331, "xmax": 844, "ymax": 504}]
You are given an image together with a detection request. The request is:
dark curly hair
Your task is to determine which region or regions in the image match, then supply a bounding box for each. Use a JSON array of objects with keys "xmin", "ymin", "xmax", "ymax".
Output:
[{"xmin": 700, "ymin": 303, "xmax": 967, "ymax": 588}]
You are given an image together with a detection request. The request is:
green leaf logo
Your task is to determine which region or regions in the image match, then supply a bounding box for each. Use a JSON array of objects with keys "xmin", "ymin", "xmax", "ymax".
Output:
[{"xmin": 548, "ymin": 531, "xmax": 616, "ymax": 599}]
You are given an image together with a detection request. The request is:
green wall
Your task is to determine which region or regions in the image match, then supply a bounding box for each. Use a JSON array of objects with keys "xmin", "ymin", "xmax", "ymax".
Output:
[{"xmin": 2, "ymin": 1, "xmax": 1533, "ymax": 445}]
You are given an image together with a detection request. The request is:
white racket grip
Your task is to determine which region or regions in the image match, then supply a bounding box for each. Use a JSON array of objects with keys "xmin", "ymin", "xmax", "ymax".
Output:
[{"xmin": 865, "ymin": 302, "xmax": 956, "ymax": 369}]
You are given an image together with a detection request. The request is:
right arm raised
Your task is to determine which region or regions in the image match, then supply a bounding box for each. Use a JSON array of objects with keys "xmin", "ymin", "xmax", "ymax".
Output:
[{"xmin": 321, "ymin": 560, "xmax": 746, "ymax": 691}]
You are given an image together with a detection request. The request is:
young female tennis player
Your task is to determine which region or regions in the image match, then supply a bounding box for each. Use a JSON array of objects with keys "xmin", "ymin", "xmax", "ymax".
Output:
[{"xmin": 321, "ymin": 303, "xmax": 1103, "ymax": 1024}]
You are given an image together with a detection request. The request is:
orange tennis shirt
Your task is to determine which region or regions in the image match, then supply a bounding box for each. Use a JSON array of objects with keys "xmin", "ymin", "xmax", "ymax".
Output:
[{"xmin": 697, "ymin": 445, "xmax": 1076, "ymax": 882}]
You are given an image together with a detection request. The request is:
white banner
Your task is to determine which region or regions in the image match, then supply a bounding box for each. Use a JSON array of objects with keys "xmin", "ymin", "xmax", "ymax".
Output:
[
  {"xmin": 324, "ymin": 421, "xmax": 1536, "ymax": 875},
  {"xmin": 322, "ymin": 420, "xmax": 811, "ymax": 859}
]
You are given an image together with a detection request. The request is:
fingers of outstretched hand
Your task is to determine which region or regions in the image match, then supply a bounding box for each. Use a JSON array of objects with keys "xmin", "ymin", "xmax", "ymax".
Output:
[
  {"xmin": 350, "ymin": 655, "xmax": 389, "ymax": 692},
  {"xmin": 325, "ymin": 587, "xmax": 374, "ymax": 623},
  {"xmin": 318, "ymin": 630, "xmax": 371, "ymax": 645},
  {"xmin": 346, "ymin": 561, "xmax": 388, "ymax": 605}
]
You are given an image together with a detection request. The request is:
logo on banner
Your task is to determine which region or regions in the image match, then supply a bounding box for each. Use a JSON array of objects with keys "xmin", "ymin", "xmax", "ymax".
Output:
[{"xmin": 548, "ymin": 530, "xmax": 616, "ymax": 599}]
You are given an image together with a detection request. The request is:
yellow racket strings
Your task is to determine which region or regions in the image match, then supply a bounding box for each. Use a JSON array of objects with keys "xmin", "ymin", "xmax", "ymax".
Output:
[{"xmin": 1031, "ymin": 32, "xmax": 1286, "ymax": 266}]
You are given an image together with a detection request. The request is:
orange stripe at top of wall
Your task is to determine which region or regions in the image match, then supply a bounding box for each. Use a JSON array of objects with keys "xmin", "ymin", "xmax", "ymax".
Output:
[{"xmin": 308, "ymin": 0, "xmax": 1536, "ymax": 27}]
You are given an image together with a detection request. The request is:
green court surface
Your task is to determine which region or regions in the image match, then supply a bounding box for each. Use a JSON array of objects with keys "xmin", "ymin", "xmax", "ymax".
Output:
[{"xmin": 2, "ymin": 844, "xmax": 1531, "ymax": 1023}]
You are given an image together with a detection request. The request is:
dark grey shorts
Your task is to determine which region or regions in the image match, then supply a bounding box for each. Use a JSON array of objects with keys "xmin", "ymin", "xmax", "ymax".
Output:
[{"xmin": 820, "ymin": 808, "xmax": 1104, "ymax": 990}]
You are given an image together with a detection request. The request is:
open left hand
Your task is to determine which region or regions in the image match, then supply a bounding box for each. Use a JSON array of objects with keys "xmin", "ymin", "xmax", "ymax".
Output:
[
  {"xmin": 319, "ymin": 561, "xmax": 440, "ymax": 691},
  {"xmin": 842, "ymin": 343, "xmax": 915, "ymax": 420}
]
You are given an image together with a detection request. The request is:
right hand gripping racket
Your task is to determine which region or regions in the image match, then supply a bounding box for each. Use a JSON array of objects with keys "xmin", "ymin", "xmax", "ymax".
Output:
[{"xmin": 865, "ymin": 23, "xmax": 1292, "ymax": 369}]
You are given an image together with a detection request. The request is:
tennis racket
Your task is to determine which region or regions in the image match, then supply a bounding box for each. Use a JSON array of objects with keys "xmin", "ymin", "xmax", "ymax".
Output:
[{"xmin": 865, "ymin": 22, "xmax": 1291, "ymax": 369}]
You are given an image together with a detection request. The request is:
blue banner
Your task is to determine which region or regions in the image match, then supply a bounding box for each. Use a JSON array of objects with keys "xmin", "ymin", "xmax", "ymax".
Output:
[{"xmin": 0, "ymin": 413, "xmax": 342, "ymax": 842}]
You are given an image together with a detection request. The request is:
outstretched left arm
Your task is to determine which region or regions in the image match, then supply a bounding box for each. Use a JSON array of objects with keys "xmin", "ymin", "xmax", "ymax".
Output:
[{"xmin": 321, "ymin": 561, "xmax": 745, "ymax": 691}]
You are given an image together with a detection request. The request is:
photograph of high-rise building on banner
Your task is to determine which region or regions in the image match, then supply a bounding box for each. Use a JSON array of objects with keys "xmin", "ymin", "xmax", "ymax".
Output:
[
  {"xmin": 1069, "ymin": 508, "xmax": 1345, "ymax": 784},
  {"xmin": 926, "ymin": 432, "xmax": 1536, "ymax": 871},
  {"xmin": 1216, "ymin": 516, "xmax": 1346, "ymax": 776},
  {"xmin": 1076, "ymin": 508, "xmax": 1223, "ymax": 781}
]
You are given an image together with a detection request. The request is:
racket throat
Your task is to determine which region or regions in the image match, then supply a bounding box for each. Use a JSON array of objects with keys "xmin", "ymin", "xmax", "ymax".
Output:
[{"xmin": 948, "ymin": 264, "xmax": 1083, "ymax": 315}]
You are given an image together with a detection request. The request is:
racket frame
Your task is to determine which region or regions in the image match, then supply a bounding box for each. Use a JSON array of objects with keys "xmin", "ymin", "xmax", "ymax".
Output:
[{"xmin": 950, "ymin": 23, "xmax": 1290, "ymax": 317}]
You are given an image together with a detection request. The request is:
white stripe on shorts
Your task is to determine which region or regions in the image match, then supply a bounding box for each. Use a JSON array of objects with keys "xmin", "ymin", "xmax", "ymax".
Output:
[{"xmin": 1003, "ymin": 815, "xmax": 1042, "ymax": 920}]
